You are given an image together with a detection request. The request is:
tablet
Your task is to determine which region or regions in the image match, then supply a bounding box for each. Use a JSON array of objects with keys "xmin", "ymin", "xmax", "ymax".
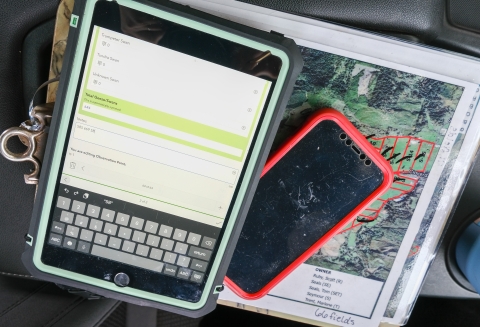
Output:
[{"xmin": 22, "ymin": 0, "xmax": 302, "ymax": 317}]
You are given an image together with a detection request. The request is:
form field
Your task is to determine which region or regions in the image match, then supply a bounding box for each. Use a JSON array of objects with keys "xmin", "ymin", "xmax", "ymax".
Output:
[{"xmin": 74, "ymin": 123, "xmax": 239, "ymax": 184}]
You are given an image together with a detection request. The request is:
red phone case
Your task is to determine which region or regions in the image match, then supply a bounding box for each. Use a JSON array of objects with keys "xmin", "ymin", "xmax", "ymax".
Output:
[{"xmin": 224, "ymin": 108, "xmax": 393, "ymax": 300}]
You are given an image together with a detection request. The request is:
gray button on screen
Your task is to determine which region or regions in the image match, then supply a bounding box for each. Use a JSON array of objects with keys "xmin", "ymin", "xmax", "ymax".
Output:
[
  {"xmin": 150, "ymin": 248, "xmax": 163, "ymax": 260},
  {"xmin": 130, "ymin": 217, "xmax": 144, "ymax": 230},
  {"xmin": 56, "ymin": 196, "xmax": 71, "ymax": 210},
  {"xmin": 71, "ymin": 200, "xmax": 86, "ymax": 214},
  {"xmin": 104, "ymin": 223, "xmax": 118, "ymax": 236},
  {"xmin": 63, "ymin": 237, "xmax": 77, "ymax": 250},
  {"xmin": 132, "ymin": 231, "xmax": 146, "ymax": 243},
  {"xmin": 77, "ymin": 241, "xmax": 91, "ymax": 253},
  {"xmin": 101, "ymin": 208, "xmax": 115, "ymax": 222},
  {"xmin": 146, "ymin": 234, "xmax": 160, "ymax": 247},
  {"xmin": 51, "ymin": 222, "xmax": 65, "ymax": 234},
  {"xmin": 144, "ymin": 221, "xmax": 158, "ymax": 234},
  {"xmin": 86, "ymin": 204, "xmax": 100, "ymax": 218},
  {"xmin": 89, "ymin": 219, "xmax": 103, "ymax": 231},
  {"xmin": 186, "ymin": 232, "xmax": 201, "ymax": 246},
  {"xmin": 118, "ymin": 227, "xmax": 132, "ymax": 240},
  {"xmin": 80, "ymin": 229, "xmax": 94, "ymax": 242},
  {"xmin": 116, "ymin": 213, "xmax": 130, "ymax": 226},
  {"xmin": 177, "ymin": 268, "xmax": 191, "ymax": 279},
  {"xmin": 60, "ymin": 211, "xmax": 74, "ymax": 224},
  {"xmin": 188, "ymin": 246, "xmax": 212, "ymax": 261},
  {"xmin": 190, "ymin": 271, "xmax": 204, "ymax": 283},
  {"xmin": 174, "ymin": 242, "xmax": 188, "ymax": 255},
  {"xmin": 163, "ymin": 264, "xmax": 177, "ymax": 276},
  {"xmin": 74, "ymin": 215, "xmax": 89, "ymax": 228},
  {"xmin": 66, "ymin": 225, "xmax": 80, "ymax": 238},
  {"xmin": 159, "ymin": 225, "xmax": 173, "ymax": 238},
  {"xmin": 176, "ymin": 255, "xmax": 190, "ymax": 268},
  {"xmin": 160, "ymin": 239, "xmax": 174, "ymax": 251},
  {"xmin": 48, "ymin": 233, "xmax": 62, "ymax": 246},
  {"xmin": 163, "ymin": 252, "xmax": 177, "ymax": 264},
  {"xmin": 94, "ymin": 233, "xmax": 108, "ymax": 245},
  {"xmin": 201, "ymin": 236, "xmax": 216, "ymax": 250},
  {"xmin": 122, "ymin": 240, "xmax": 136, "ymax": 253},
  {"xmin": 172, "ymin": 229, "xmax": 187, "ymax": 242},
  {"xmin": 108, "ymin": 237, "xmax": 122, "ymax": 250},
  {"xmin": 190, "ymin": 259, "xmax": 207, "ymax": 272}
]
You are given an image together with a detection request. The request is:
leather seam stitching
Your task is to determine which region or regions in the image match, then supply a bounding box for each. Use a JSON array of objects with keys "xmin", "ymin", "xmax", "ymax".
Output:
[
  {"xmin": 43, "ymin": 297, "xmax": 86, "ymax": 327},
  {"xmin": 0, "ymin": 283, "xmax": 48, "ymax": 317},
  {"xmin": 0, "ymin": 271, "xmax": 34, "ymax": 278},
  {"xmin": 93, "ymin": 301, "xmax": 121, "ymax": 327}
]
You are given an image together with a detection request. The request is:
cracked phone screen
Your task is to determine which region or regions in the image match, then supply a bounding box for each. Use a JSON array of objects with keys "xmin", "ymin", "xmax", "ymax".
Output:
[{"xmin": 227, "ymin": 120, "xmax": 384, "ymax": 294}]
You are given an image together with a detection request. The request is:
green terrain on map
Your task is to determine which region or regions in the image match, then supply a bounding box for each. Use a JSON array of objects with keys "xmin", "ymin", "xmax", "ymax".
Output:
[{"xmin": 273, "ymin": 46, "xmax": 464, "ymax": 283}]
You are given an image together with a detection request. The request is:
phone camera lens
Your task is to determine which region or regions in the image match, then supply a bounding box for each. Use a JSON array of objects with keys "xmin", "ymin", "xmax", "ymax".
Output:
[
  {"xmin": 359, "ymin": 154, "xmax": 366, "ymax": 160},
  {"xmin": 339, "ymin": 133, "xmax": 347, "ymax": 140},
  {"xmin": 365, "ymin": 159, "xmax": 372, "ymax": 166},
  {"xmin": 346, "ymin": 139, "xmax": 352, "ymax": 146}
]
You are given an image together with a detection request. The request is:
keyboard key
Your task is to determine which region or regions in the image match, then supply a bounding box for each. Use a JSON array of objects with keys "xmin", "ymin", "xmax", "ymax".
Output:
[
  {"xmin": 104, "ymin": 223, "xmax": 118, "ymax": 236},
  {"xmin": 160, "ymin": 239, "xmax": 174, "ymax": 251},
  {"xmin": 146, "ymin": 234, "xmax": 160, "ymax": 247},
  {"xmin": 144, "ymin": 221, "xmax": 158, "ymax": 234},
  {"xmin": 163, "ymin": 264, "xmax": 177, "ymax": 276},
  {"xmin": 118, "ymin": 227, "xmax": 132, "ymax": 240},
  {"xmin": 172, "ymin": 229, "xmax": 187, "ymax": 242},
  {"xmin": 158, "ymin": 225, "xmax": 173, "ymax": 238},
  {"xmin": 132, "ymin": 230, "xmax": 146, "ymax": 243},
  {"xmin": 63, "ymin": 237, "xmax": 77, "ymax": 250},
  {"xmin": 188, "ymin": 246, "xmax": 212, "ymax": 261},
  {"xmin": 130, "ymin": 217, "xmax": 144, "ymax": 230},
  {"xmin": 86, "ymin": 204, "xmax": 100, "ymax": 218},
  {"xmin": 71, "ymin": 200, "xmax": 86, "ymax": 214},
  {"xmin": 100, "ymin": 208, "xmax": 115, "ymax": 222},
  {"xmin": 122, "ymin": 240, "xmax": 136, "ymax": 253},
  {"xmin": 77, "ymin": 241, "xmax": 91, "ymax": 253},
  {"xmin": 66, "ymin": 225, "xmax": 80, "ymax": 238},
  {"xmin": 48, "ymin": 233, "xmax": 62, "ymax": 246},
  {"xmin": 190, "ymin": 271, "xmax": 204, "ymax": 283},
  {"xmin": 60, "ymin": 211, "xmax": 74, "ymax": 224},
  {"xmin": 80, "ymin": 229, "xmax": 94, "ymax": 242},
  {"xmin": 150, "ymin": 248, "xmax": 163, "ymax": 260},
  {"xmin": 108, "ymin": 237, "xmax": 122, "ymax": 250},
  {"xmin": 174, "ymin": 242, "xmax": 188, "ymax": 255},
  {"xmin": 177, "ymin": 268, "xmax": 191, "ymax": 279},
  {"xmin": 89, "ymin": 219, "xmax": 103, "ymax": 232},
  {"xmin": 116, "ymin": 213, "xmax": 130, "ymax": 226},
  {"xmin": 177, "ymin": 255, "xmax": 190, "ymax": 268},
  {"xmin": 163, "ymin": 252, "xmax": 177, "ymax": 264},
  {"xmin": 91, "ymin": 245, "xmax": 164, "ymax": 273},
  {"xmin": 56, "ymin": 196, "xmax": 71, "ymax": 210},
  {"xmin": 94, "ymin": 233, "xmax": 108, "ymax": 245},
  {"xmin": 51, "ymin": 222, "xmax": 65, "ymax": 234},
  {"xmin": 136, "ymin": 244, "xmax": 149, "ymax": 257},
  {"xmin": 186, "ymin": 232, "xmax": 201, "ymax": 246},
  {"xmin": 201, "ymin": 236, "xmax": 216, "ymax": 250},
  {"xmin": 74, "ymin": 215, "xmax": 89, "ymax": 228},
  {"xmin": 190, "ymin": 259, "xmax": 208, "ymax": 272}
]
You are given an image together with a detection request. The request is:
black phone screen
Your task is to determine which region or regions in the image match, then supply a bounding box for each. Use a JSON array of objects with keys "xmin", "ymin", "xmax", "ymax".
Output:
[{"xmin": 227, "ymin": 119, "xmax": 384, "ymax": 294}]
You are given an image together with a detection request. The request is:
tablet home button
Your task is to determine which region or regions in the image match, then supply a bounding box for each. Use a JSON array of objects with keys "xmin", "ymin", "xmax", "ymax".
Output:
[{"xmin": 114, "ymin": 272, "xmax": 130, "ymax": 287}]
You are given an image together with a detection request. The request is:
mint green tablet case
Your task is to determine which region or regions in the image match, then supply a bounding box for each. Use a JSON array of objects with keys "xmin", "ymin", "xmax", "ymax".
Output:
[{"xmin": 22, "ymin": 0, "xmax": 303, "ymax": 317}]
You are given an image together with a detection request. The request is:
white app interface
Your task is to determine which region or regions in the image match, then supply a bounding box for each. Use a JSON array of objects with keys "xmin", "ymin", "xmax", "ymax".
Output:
[{"xmin": 61, "ymin": 26, "xmax": 272, "ymax": 227}]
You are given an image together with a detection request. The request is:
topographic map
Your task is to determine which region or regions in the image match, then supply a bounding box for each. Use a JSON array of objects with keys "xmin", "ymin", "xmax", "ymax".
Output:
[{"xmin": 270, "ymin": 46, "xmax": 464, "ymax": 315}]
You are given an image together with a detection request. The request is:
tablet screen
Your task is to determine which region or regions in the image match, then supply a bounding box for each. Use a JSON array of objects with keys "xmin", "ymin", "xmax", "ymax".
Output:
[{"xmin": 42, "ymin": 1, "xmax": 282, "ymax": 301}]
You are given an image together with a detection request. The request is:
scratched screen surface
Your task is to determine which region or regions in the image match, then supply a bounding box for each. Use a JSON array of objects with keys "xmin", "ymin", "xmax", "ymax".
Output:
[{"xmin": 227, "ymin": 119, "xmax": 385, "ymax": 294}]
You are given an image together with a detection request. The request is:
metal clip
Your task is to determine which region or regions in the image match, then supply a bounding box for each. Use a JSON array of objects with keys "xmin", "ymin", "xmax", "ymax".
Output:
[
  {"xmin": 0, "ymin": 103, "xmax": 54, "ymax": 184},
  {"xmin": 0, "ymin": 77, "xmax": 59, "ymax": 186}
]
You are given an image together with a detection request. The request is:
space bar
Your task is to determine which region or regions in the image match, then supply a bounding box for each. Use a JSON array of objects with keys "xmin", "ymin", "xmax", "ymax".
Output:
[{"xmin": 91, "ymin": 245, "xmax": 164, "ymax": 272}]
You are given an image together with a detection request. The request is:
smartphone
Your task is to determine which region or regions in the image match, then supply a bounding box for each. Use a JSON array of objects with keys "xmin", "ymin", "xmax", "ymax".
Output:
[
  {"xmin": 225, "ymin": 109, "xmax": 393, "ymax": 299},
  {"xmin": 22, "ymin": 0, "xmax": 303, "ymax": 317}
]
